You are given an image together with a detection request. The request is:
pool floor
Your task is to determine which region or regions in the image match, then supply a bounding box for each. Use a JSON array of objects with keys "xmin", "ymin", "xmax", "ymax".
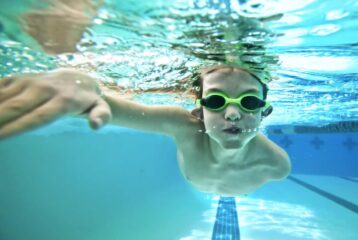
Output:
[{"xmin": 212, "ymin": 174, "xmax": 358, "ymax": 240}]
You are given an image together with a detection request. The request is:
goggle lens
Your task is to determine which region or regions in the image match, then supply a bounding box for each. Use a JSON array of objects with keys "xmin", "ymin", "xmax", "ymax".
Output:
[
  {"xmin": 241, "ymin": 95, "xmax": 265, "ymax": 110},
  {"xmin": 204, "ymin": 95, "xmax": 226, "ymax": 109},
  {"xmin": 201, "ymin": 94, "xmax": 266, "ymax": 111}
]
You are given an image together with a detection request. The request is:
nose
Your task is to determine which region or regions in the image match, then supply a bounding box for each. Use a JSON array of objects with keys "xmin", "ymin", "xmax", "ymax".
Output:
[{"xmin": 224, "ymin": 105, "xmax": 242, "ymax": 122}]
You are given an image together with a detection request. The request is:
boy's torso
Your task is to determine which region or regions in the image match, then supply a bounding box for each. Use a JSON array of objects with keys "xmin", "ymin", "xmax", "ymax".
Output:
[{"xmin": 174, "ymin": 130, "xmax": 279, "ymax": 196}]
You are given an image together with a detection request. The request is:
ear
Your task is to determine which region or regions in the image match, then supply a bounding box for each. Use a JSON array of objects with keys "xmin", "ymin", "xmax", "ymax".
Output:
[
  {"xmin": 191, "ymin": 107, "xmax": 204, "ymax": 121},
  {"xmin": 261, "ymin": 106, "xmax": 273, "ymax": 118}
]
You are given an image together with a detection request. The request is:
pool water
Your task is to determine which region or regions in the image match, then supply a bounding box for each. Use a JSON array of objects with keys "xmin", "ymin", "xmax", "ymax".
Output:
[{"xmin": 0, "ymin": 0, "xmax": 357, "ymax": 239}]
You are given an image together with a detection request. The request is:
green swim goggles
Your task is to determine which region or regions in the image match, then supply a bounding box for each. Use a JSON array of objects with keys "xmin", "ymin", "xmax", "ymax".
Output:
[{"xmin": 196, "ymin": 92, "xmax": 271, "ymax": 113}]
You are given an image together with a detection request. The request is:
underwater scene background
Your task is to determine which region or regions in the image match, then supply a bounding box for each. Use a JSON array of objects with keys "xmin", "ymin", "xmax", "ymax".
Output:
[{"xmin": 0, "ymin": 0, "xmax": 357, "ymax": 239}]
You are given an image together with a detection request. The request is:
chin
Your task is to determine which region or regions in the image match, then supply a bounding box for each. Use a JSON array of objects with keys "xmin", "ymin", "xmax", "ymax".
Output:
[{"xmin": 221, "ymin": 139, "xmax": 245, "ymax": 149}]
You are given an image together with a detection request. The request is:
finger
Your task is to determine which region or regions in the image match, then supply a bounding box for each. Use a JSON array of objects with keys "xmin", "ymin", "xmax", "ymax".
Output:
[
  {"xmin": 87, "ymin": 98, "xmax": 112, "ymax": 129},
  {"xmin": 0, "ymin": 77, "xmax": 15, "ymax": 88},
  {"xmin": 0, "ymin": 98, "xmax": 64, "ymax": 139},
  {"xmin": 0, "ymin": 87, "xmax": 52, "ymax": 126},
  {"xmin": 0, "ymin": 80, "xmax": 26, "ymax": 103}
]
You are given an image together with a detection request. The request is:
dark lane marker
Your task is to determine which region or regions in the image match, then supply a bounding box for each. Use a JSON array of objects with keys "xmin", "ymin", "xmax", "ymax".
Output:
[
  {"xmin": 288, "ymin": 176, "xmax": 358, "ymax": 214},
  {"xmin": 339, "ymin": 176, "xmax": 358, "ymax": 183},
  {"xmin": 212, "ymin": 197, "xmax": 240, "ymax": 240}
]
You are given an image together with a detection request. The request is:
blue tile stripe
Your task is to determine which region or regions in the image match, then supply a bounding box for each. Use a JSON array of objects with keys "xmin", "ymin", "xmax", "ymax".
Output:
[
  {"xmin": 288, "ymin": 176, "xmax": 358, "ymax": 214},
  {"xmin": 211, "ymin": 197, "xmax": 240, "ymax": 240},
  {"xmin": 339, "ymin": 176, "xmax": 358, "ymax": 183}
]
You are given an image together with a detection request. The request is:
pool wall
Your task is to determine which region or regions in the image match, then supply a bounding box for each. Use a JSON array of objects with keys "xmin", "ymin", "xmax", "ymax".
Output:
[{"xmin": 267, "ymin": 122, "xmax": 358, "ymax": 177}]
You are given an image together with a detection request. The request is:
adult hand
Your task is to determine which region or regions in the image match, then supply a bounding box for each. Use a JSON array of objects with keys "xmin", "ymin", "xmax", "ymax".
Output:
[{"xmin": 0, "ymin": 69, "xmax": 111, "ymax": 139}]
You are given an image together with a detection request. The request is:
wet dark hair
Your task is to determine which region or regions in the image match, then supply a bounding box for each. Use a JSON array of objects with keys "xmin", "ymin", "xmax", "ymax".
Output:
[{"xmin": 190, "ymin": 64, "xmax": 269, "ymax": 120}]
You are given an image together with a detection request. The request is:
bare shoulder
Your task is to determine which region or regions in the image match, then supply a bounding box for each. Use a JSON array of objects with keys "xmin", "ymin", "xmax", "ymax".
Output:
[
  {"xmin": 163, "ymin": 106, "xmax": 204, "ymax": 140},
  {"xmin": 254, "ymin": 133, "xmax": 291, "ymax": 180}
]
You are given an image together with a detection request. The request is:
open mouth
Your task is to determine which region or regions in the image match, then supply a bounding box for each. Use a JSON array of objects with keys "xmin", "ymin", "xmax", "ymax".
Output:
[{"xmin": 223, "ymin": 127, "xmax": 243, "ymax": 134}]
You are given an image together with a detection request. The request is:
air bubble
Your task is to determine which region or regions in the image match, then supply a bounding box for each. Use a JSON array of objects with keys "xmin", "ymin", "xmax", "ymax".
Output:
[
  {"xmin": 326, "ymin": 10, "xmax": 349, "ymax": 21},
  {"xmin": 310, "ymin": 24, "xmax": 340, "ymax": 36},
  {"xmin": 94, "ymin": 18, "xmax": 104, "ymax": 25},
  {"xmin": 322, "ymin": 94, "xmax": 332, "ymax": 101}
]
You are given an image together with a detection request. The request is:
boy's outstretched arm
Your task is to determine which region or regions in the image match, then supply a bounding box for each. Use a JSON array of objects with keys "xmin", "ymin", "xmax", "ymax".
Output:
[
  {"xmin": 0, "ymin": 69, "xmax": 199, "ymax": 139},
  {"xmin": 103, "ymin": 95, "xmax": 199, "ymax": 137}
]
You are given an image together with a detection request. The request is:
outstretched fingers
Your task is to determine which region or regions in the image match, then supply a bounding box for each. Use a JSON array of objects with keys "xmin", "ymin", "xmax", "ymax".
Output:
[
  {"xmin": 0, "ymin": 98, "xmax": 65, "ymax": 139},
  {"xmin": 0, "ymin": 77, "xmax": 15, "ymax": 88},
  {"xmin": 0, "ymin": 80, "xmax": 26, "ymax": 103},
  {"xmin": 0, "ymin": 87, "xmax": 53, "ymax": 127}
]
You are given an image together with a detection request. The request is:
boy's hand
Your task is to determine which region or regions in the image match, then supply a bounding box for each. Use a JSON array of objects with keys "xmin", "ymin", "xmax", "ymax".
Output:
[{"xmin": 0, "ymin": 69, "xmax": 112, "ymax": 139}]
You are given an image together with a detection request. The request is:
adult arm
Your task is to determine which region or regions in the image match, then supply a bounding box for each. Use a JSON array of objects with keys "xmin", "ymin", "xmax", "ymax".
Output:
[{"xmin": 0, "ymin": 69, "xmax": 201, "ymax": 139}]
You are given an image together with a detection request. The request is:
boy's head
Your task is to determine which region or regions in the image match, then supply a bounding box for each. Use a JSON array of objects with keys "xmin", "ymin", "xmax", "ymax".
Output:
[{"xmin": 191, "ymin": 64, "xmax": 273, "ymax": 149}]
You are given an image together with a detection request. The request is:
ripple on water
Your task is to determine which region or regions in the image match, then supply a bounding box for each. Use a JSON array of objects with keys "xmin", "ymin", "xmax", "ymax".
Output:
[{"xmin": 310, "ymin": 24, "xmax": 341, "ymax": 36}]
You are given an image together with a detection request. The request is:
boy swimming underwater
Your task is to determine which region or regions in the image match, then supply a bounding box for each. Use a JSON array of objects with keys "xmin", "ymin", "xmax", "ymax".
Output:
[
  {"xmin": 0, "ymin": 64, "xmax": 291, "ymax": 196},
  {"xmin": 0, "ymin": 0, "xmax": 290, "ymax": 196}
]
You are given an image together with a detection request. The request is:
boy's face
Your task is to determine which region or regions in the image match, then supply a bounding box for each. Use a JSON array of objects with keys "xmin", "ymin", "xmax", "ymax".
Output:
[{"xmin": 202, "ymin": 69, "xmax": 264, "ymax": 149}]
